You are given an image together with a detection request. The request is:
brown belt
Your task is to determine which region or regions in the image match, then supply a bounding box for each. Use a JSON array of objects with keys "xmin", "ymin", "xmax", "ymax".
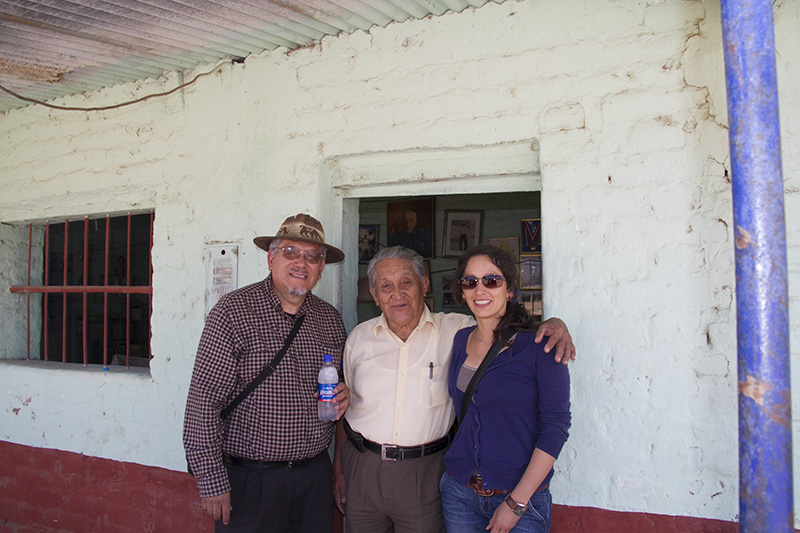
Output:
[{"xmin": 467, "ymin": 474, "xmax": 549, "ymax": 497}]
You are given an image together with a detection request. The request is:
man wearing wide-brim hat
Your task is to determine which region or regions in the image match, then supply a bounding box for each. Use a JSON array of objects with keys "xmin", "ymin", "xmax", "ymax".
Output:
[{"xmin": 184, "ymin": 213, "xmax": 349, "ymax": 532}]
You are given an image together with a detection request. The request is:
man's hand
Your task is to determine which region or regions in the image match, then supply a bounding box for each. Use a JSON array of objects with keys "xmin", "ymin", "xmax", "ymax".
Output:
[
  {"xmin": 201, "ymin": 492, "xmax": 232, "ymax": 524},
  {"xmin": 333, "ymin": 419, "xmax": 347, "ymax": 515},
  {"xmin": 333, "ymin": 467, "xmax": 347, "ymax": 515},
  {"xmin": 535, "ymin": 317, "xmax": 575, "ymax": 364},
  {"xmin": 332, "ymin": 382, "xmax": 351, "ymax": 420}
]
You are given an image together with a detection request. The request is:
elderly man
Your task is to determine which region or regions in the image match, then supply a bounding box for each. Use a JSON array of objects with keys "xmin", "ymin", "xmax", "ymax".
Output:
[
  {"xmin": 334, "ymin": 246, "xmax": 574, "ymax": 533},
  {"xmin": 184, "ymin": 213, "xmax": 350, "ymax": 532}
]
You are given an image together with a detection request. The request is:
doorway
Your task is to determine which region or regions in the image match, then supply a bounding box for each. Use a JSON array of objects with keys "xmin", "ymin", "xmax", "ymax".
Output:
[
  {"xmin": 323, "ymin": 138, "xmax": 543, "ymax": 331},
  {"xmin": 353, "ymin": 191, "xmax": 541, "ymax": 325}
]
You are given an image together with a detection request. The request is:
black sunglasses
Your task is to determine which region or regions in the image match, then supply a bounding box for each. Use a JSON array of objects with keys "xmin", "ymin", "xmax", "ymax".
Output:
[{"xmin": 458, "ymin": 275, "xmax": 506, "ymax": 290}]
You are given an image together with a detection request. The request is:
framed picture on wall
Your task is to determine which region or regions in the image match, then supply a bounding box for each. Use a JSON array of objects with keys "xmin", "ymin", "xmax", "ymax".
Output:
[
  {"xmin": 443, "ymin": 210, "xmax": 483, "ymax": 257},
  {"xmin": 520, "ymin": 256, "xmax": 542, "ymax": 289},
  {"xmin": 487, "ymin": 237, "xmax": 520, "ymax": 261},
  {"xmin": 358, "ymin": 224, "xmax": 379, "ymax": 264},
  {"xmin": 387, "ymin": 197, "xmax": 435, "ymax": 259},
  {"xmin": 521, "ymin": 219, "xmax": 542, "ymax": 255},
  {"xmin": 520, "ymin": 290, "xmax": 543, "ymax": 322}
]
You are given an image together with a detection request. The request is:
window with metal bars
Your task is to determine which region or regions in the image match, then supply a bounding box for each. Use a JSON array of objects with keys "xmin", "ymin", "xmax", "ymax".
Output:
[{"xmin": 10, "ymin": 212, "xmax": 154, "ymax": 367}]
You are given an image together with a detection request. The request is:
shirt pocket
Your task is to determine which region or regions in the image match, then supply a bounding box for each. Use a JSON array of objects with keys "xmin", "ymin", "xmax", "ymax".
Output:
[{"xmin": 418, "ymin": 364, "xmax": 450, "ymax": 408}]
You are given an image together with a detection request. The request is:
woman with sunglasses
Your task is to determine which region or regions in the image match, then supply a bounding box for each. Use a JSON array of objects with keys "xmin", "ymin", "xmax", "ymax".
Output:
[{"xmin": 440, "ymin": 244, "xmax": 571, "ymax": 533}]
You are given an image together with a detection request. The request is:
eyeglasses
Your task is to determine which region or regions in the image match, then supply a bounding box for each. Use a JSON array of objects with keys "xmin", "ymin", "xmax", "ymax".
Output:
[
  {"xmin": 276, "ymin": 246, "xmax": 323, "ymax": 264},
  {"xmin": 458, "ymin": 275, "xmax": 505, "ymax": 290}
]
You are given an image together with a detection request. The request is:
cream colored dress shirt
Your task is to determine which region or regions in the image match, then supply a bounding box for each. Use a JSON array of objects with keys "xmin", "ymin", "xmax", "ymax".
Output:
[{"xmin": 343, "ymin": 306, "xmax": 475, "ymax": 446}]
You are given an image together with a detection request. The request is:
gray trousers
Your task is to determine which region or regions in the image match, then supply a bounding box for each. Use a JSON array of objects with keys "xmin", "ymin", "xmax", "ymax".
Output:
[{"xmin": 341, "ymin": 438, "xmax": 446, "ymax": 533}]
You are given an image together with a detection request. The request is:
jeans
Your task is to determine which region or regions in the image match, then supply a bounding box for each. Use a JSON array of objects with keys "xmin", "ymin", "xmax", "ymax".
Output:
[{"xmin": 440, "ymin": 471, "xmax": 551, "ymax": 533}]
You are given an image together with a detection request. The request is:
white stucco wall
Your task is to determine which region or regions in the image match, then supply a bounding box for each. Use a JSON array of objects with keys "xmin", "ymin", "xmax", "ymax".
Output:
[{"xmin": 1, "ymin": 0, "xmax": 798, "ymax": 525}]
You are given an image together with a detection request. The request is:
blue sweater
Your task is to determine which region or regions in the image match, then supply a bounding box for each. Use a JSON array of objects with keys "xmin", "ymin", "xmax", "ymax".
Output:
[{"xmin": 444, "ymin": 327, "xmax": 571, "ymax": 491}]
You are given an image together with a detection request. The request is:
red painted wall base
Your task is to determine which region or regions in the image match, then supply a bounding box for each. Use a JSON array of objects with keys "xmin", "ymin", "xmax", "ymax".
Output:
[
  {"xmin": 0, "ymin": 440, "xmax": 210, "ymax": 533},
  {"xmin": 552, "ymin": 505, "xmax": 738, "ymax": 532},
  {"xmin": 0, "ymin": 440, "xmax": 344, "ymax": 533},
  {"xmin": 1, "ymin": 440, "xmax": 749, "ymax": 533}
]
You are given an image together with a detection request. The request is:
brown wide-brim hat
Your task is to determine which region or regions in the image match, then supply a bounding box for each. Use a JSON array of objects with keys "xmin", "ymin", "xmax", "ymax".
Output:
[{"xmin": 253, "ymin": 213, "xmax": 345, "ymax": 264}]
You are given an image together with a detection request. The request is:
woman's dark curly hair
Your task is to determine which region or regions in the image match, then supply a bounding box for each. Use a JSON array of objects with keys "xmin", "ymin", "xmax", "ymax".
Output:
[{"xmin": 452, "ymin": 244, "xmax": 537, "ymax": 345}]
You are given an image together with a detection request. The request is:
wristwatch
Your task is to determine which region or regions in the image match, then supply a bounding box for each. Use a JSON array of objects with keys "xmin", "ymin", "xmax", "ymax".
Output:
[{"xmin": 504, "ymin": 494, "xmax": 528, "ymax": 517}]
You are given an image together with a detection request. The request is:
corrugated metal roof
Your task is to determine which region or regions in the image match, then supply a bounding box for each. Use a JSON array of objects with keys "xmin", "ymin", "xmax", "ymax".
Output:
[{"xmin": 0, "ymin": 0, "xmax": 499, "ymax": 113}]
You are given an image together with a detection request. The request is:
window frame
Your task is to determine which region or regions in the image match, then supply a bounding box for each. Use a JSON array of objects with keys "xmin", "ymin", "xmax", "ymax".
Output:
[{"xmin": 9, "ymin": 212, "xmax": 154, "ymax": 367}]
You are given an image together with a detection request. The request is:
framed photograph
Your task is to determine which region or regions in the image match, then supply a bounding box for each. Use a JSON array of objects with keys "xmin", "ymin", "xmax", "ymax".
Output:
[
  {"xmin": 357, "ymin": 278, "xmax": 373, "ymax": 303},
  {"xmin": 533, "ymin": 292, "xmax": 543, "ymax": 319},
  {"xmin": 358, "ymin": 224, "xmax": 379, "ymax": 264},
  {"xmin": 387, "ymin": 197, "xmax": 435, "ymax": 259},
  {"xmin": 520, "ymin": 256, "xmax": 542, "ymax": 289},
  {"xmin": 520, "ymin": 290, "xmax": 543, "ymax": 321},
  {"xmin": 488, "ymin": 237, "xmax": 520, "ymax": 261},
  {"xmin": 521, "ymin": 219, "xmax": 542, "ymax": 255},
  {"xmin": 443, "ymin": 210, "xmax": 483, "ymax": 257},
  {"xmin": 520, "ymin": 290, "xmax": 533, "ymax": 313}
]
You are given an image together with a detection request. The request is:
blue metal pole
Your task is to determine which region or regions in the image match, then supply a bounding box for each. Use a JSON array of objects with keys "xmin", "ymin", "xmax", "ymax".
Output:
[{"xmin": 719, "ymin": 1, "xmax": 793, "ymax": 531}]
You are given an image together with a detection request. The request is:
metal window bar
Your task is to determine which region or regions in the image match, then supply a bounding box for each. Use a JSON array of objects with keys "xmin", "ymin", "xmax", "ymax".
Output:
[
  {"xmin": 83, "ymin": 218, "xmax": 88, "ymax": 365},
  {"xmin": 126, "ymin": 213, "xmax": 131, "ymax": 368},
  {"xmin": 26, "ymin": 224, "xmax": 31, "ymax": 360},
  {"xmin": 43, "ymin": 222, "xmax": 49, "ymax": 362},
  {"xmin": 104, "ymin": 215, "xmax": 109, "ymax": 367},
  {"xmin": 62, "ymin": 218, "xmax": 68, "ymax": 364},
  {"xmin": 10, "ymin": 213, "xmax": 154, "ymax": 367}
]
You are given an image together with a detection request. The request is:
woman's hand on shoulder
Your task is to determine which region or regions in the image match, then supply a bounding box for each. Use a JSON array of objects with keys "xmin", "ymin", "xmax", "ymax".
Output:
[{"xmin": 534, "ymin": 317, "xmax": 575, "ymax": 365}]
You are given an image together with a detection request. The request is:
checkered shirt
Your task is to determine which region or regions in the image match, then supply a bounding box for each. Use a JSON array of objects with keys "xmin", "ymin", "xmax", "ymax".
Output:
[{"xmin": 183, "ymin": 275, "xmax": 346, "ymax": 498}]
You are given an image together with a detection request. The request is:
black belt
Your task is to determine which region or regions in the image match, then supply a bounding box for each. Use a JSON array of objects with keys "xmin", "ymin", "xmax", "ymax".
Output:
[
  {"xmin": 344, "ymin": 419, "xmax": 451, "ymax": 461},
  {"xmin": 362, "ymin": 435, "xmax": 450, "ymax": 461},
  {"xmin": 223, "ymin": 453, "xmax": 314, "ymax": 469}
]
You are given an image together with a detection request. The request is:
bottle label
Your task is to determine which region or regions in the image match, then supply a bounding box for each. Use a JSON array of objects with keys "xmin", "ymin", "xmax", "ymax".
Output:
[{"xmin": 318, "ymin": 383, "xmax": 336, "ymax": 402}]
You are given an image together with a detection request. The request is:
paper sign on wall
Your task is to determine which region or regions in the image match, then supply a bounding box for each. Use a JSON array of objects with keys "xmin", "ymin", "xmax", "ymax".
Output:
[{"xmin": 206, "ymin": 244, "xmax": 239, "ymax": 316}]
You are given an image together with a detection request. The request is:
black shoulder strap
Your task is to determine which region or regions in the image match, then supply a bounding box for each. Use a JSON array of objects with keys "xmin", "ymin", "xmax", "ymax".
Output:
[
  {"xmin": 458, "ymin": 330, "xmax": 513, "ymax": 424},
  {"xmin": 221, "ymin": 314, "xmax": 306, "ymax": 420}
]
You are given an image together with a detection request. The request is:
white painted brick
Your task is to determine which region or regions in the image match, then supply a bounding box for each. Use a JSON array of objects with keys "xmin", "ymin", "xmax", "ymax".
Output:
[{"xmin": 539, "ymin": 103, "xmax": 585, "ymax": 133}]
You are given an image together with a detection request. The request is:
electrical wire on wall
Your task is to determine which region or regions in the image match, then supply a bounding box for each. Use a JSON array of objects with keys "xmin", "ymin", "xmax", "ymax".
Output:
[{"xmin": 0, "ymin": 59, "xmax": 235, "ymax": 112}]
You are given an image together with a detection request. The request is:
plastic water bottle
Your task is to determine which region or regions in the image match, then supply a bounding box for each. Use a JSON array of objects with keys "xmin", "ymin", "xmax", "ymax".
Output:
[{"xmin": 318, "ymin": 354, "xmax": 339, "ymax": 421}]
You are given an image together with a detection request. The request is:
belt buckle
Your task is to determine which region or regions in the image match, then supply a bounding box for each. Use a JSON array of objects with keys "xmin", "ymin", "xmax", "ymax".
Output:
[
  {"xmin": 381, "ymin": 444, "xmax": 399, "ymax": 461},
  {"xmin": 472, "ymin": 476, "xmax": 495, "ymax": 497}
]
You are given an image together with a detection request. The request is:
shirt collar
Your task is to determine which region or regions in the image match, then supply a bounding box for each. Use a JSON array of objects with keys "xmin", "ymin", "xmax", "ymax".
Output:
[{"xmin": 373, "ymin": 302, "xmax": 437, "ymax": 339}]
